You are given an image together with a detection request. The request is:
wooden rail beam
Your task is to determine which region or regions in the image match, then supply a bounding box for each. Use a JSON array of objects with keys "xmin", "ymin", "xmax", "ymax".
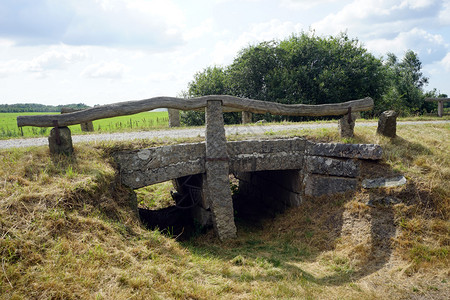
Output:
[{"xmin": 17, "ymin": 95, "xmax": 374, "ymax": 127}]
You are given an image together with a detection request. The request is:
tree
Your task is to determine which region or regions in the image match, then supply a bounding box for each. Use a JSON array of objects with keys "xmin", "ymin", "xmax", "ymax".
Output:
[
  {"xmin": 182, "ymin": 32, "xmax": 435, "ymax": 125},
  {"xmin": 180, "ymin": 66, "xmax": 241, "ymax": 125},
  {"xmin": 378, "ymin": 50, "xmax": 430, "ymax": 116}
]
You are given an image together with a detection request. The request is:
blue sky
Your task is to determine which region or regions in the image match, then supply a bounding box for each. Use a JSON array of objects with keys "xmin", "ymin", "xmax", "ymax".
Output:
[{"xmin": 1, "ymin": 0, "xmax": 449, "ymax": 106}]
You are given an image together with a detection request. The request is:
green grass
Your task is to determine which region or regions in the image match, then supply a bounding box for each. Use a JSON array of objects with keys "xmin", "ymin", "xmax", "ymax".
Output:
[
  {"xmin": 0, "ymin": 111, "xmax": 169, "ymax": 139},
  {"xmin": 0, "ymin": 122, "xmax": 448, "ymax": 299}
]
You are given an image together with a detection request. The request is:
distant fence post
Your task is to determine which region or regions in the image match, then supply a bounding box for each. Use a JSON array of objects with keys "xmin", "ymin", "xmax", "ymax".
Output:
[
  {"xmin": 425, "ymin": 98, "xmax": 449, "ymax": 117},
  {"xmin": 204, "ymin": 100, "xmax": 237, "ymax": 240},
  {"xmin": 168, "ymin": 109, "xmax": 181, "ymax": 127},
  {"xmin": 242, "ymin": 111, "xmax": 253, "ymax": 124}
]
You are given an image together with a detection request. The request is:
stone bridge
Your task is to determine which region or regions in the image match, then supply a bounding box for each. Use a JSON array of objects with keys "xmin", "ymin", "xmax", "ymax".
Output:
[
  {"xmin": 115, "ymin": 137, "xmax": 382, "ymax": 240},
  {"xmin": 17, "ymin": 95, "xmax": 380, "ymax": 240},
  {"xmin": 113, "ymin": 100, "xmax": 382, "ymax": 240}
]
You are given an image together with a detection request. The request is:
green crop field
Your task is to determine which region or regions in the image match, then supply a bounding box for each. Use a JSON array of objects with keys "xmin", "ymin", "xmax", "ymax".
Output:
[{"xmin": 0, "ymin": 111, "xmax": 169, "ymax": 139}]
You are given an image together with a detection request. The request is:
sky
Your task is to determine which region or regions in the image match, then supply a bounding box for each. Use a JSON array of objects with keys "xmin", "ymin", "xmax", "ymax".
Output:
[{"xmin": 0, "ymin": 0, "xmax": 449, "ymax": 106}]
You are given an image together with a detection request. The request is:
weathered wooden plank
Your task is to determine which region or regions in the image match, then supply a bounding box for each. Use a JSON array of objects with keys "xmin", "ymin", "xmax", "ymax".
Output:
[{"xmin": 17, "ymin": 95, "xmax": 374, "ymax": 127}]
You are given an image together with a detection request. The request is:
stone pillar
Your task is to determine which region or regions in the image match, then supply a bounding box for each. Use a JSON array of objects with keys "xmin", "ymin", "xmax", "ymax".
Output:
[
  {"xmin": 338, "ymin": 112, "xmax": 358, "ymax": 138},
  {"xmin": 438, "ymin": 101, "xmax": 444, "ymax": 117},
  {"xmin": 242, "ymin": 111, "xmax": 253, "ymax": 124},
  {"xmin": 377, "ymin": 110, "xmax": 398, "ymax": 138},
  {"xmin": 204, "ymin": 100, "xmax": 237, "ymax": 240},
  {"xmin": 168, "ymin": 109, "xmax": 181, "ymax": 127},
  {"xmin": 48, "ymin": 127, "xmax": 73, "ymax": 156},
  {"xmin": 80, "ymin": 122, "xmax": 94, "ymax": 132}
]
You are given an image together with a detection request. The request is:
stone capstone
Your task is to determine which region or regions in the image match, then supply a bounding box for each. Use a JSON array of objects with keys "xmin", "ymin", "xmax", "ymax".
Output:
[
  {"xmin": 306, "ymin": 142, "xmax": 383, "ymax": 160},
  {"xmin": 377, "ymin": 110, "xmax": 398, "ymax": 138},
  {"xmin": 305, "ymin": 156, "xmax": 359, "ymax": 178}
]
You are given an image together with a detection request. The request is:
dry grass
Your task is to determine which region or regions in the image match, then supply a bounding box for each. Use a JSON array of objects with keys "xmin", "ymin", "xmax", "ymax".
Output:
[{"xmin": 0, "ymin": 122, "xmax": 449, "ymax": 299}]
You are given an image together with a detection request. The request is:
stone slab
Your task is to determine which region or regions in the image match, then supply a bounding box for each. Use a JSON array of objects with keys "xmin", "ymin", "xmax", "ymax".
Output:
[
  {"xmin": 303, "ymin": 174, "xmax": 357, "ymax": 197},
  {"xmin": 305, "ymin": 156, "xmax": 359, "ymax": 178},
  {"xmin": 227, "ymin": 138, "xmax": 306, "ymax": 156},
  {"xmin": 306, "ymin": 142, "xmax": 382, "ymax": 160},
  {"xmin": 362, "ymin": 175, "xmax": 406, "ymax": 189},
  {"xmin": 114, "ymin": 142, "xmax": 205, "ymax": 188},
  {"xmin": 229, "ymin": 152, "xmax": 304, "ymax": 173}
]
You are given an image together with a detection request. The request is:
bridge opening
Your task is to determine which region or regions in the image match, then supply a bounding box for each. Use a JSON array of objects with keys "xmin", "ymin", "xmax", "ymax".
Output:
[
  {"xmin": 232, "ymin": 170, "xmax": 303, "ymax": 225},
  {"xmin": 136, "ymin": 176, "xmax": 205, "ymax": 239}
]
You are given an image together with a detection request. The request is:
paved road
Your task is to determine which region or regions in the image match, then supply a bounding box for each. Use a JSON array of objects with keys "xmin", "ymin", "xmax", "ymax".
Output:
[{"xmin": 1, "ymin": 120, "xmax": 448, "ymax": 149}]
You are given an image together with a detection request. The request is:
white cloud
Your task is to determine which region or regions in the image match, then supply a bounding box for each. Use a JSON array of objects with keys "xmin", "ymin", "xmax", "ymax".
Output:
[
  {"xmin": 184, "ymin": 18, "xmax": 214, "ymax": 40},
  {"xmin": 0, "ymin": 46, "xmax": 88, "ymax": 77},
  {"xmin": 281, "ymin": 0, "xmax": 341, "ymax": 10},
  {"xmin": 211, "ymin": 19, "xmax": 304, "ymax": 64},
  {"xmin": 366, "ymin": 28, "xmax": 447, "ymax": 63},
  {"xmin": 28, "ymin": 47, "xmax": 88, "ymax": 72},
  {"xmin": 312, "ymin": 0, "xmax": 443, "ymax": 39},
  {"xmin": 0, "ymin": 0, "xmax": 185, "ymax": 48},
  {"xmin": 81, "ymin": 61, "xmax": 127, "ymax": 78},
  {"xmin": 439, "ymin": 1, "xmax": 450, "ymax": 25},
  {"xmin": 441, "ymin": 52, "xmax": 450, "ymax": 71}
]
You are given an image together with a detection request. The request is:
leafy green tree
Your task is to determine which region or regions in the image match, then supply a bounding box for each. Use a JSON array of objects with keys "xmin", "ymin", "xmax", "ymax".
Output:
[
  {"xmin": 182, "ymin": 32, "xmax": 437, "ymax": 125},
  {"xmin": 180, "ymin": 66, "xmax": 241, "ymax": 125},
  {"xmin": 378, "ymin": 50, "xmax": 430, "ymax": 116}
]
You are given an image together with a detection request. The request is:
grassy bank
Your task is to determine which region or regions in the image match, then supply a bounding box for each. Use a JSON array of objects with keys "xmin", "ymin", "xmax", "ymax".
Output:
[
  {"xmin": 0, "ymin": 123, "xmax": 448, "ymax": 299},
  {"xmin": 0, "ymin": 111, "xmax": 169, "ymax": 139}
]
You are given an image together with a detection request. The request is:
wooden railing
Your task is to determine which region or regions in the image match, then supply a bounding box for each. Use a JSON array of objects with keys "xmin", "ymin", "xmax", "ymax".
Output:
[{"xmin": 17, "ymin": 95, "xmax": 374, "ymax": 127}]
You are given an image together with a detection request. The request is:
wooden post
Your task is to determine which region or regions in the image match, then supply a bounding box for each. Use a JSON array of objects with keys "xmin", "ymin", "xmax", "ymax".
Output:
[{"xmin": 204, "ymin": 100, "xmax": 237, "ymax": 240}]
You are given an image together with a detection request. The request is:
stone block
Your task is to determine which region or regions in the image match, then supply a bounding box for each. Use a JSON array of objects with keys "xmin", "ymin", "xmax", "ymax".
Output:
[
  {"xmin": 48, "ymin": 127, "xmax": 73, "ymax": 156},
  {"xmin": 114, "ymin": 142, "xmax": 206, "ymax": 188},
  {"xmin": 338, "ymin": 113, "xmax": 357, "ymax": 138},
  {"xmin": 303, "ymin": 174, "xmax": 357, "ymax": 197},
  {"xmin": 305, "ymin": 156, "xmax": 359, "ymax": 177},
  {"xmin": 306, "ymin": 142, "xmax": 382, "ymax": 160},
  {"xmin": 377, "ymin": 110, "xmax": 398, "ymax": 138},
  {"xmin": 168, "ymin": 109, "xmax": 181, "ymax": 127},
  {"xmin": 242, "ymin": 111, "xmax": 253, "ymax": 124},
  {"xmin": 362, "ymin": 175, "xmax": 406, "ymax": 189}
]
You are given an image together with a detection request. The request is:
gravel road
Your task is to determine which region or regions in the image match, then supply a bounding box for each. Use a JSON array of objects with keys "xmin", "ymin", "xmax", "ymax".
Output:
[{"xmin": 1, "ymin": 120, "xmax": 448, "ymax": 149}]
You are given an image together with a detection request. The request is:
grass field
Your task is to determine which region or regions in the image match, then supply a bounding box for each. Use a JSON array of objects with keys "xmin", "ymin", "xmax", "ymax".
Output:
[
  {"xmin": 0, "ymin": 111, "xmax": 169, "ymax": 139},
  {"xmin": 0, "ymin": 122, "xmax": 448, "ymax": 299}
]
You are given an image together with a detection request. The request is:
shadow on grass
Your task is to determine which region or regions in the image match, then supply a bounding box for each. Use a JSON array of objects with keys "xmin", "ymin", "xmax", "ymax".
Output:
[{"xmin": 183, "ymin": 189, "xmax": 398, "ymax": 287}]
